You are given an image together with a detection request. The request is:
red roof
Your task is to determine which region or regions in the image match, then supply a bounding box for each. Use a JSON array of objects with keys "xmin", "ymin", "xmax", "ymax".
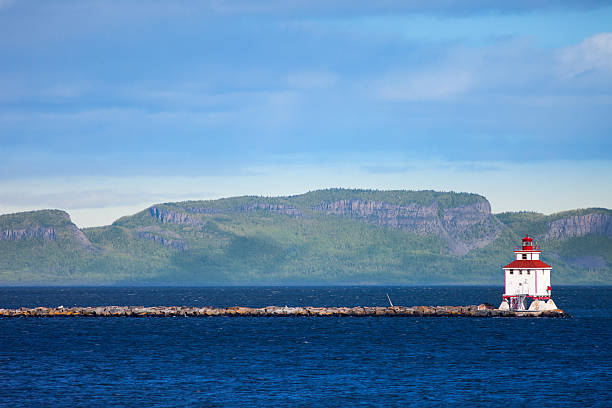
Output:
[
  {"xmin": 522, "ymin": 234, "xmax": 533, "ymax": 242},
  {"xmin": 503, "ymin": 260, "xmax": 552, "ymax": 269}
]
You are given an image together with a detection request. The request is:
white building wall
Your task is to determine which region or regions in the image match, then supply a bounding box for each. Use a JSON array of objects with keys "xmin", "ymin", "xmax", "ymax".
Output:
[
  {"xmin": 514, "ymin": 252, "xmax": 541, "ymax": 260},
  {"xmin": 505, "ymin": 268, "xmax": 551, "ymax": 296},
  {"xmin": 521, "ymin": 270, "xmax": 533, "ymax": 295},
  {"xmin": 534, "ymin": 269, "xmax": 551, "ymax": 296},
  {"xmin": 525, "ymin": 270, "xmax": 533, "ymax": 295},
  {"xmin": 505, "ymin": 270, "xmax": 531, "ymax": 295}
]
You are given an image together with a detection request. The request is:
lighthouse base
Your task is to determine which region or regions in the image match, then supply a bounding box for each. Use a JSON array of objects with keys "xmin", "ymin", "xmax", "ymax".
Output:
[
  {"xmin": 500, "ymin": 296, "xmax": 558, "ymax": 312},
  {"xmin": 502, "ymin": 295, "xmax": 554, "ymax": 311},
  {"xmin": 528, "ymin": 299, "xmax": 558, "ymax": 311}
]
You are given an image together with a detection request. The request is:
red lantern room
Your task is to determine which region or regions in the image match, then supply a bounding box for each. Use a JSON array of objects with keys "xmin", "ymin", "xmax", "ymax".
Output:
[{"xmin": 521, "ymin": 234, "xmax": 533, "ymax": 250}]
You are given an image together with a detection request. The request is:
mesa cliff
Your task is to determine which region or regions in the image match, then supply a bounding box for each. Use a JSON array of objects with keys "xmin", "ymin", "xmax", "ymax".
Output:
[
  {"xmin": 311, "ymin": 199, "xmax": 501, "ymax": 255},
  {"xmin": 545, "ymin": 212, "xmax": 612, "ymax": 240},
  {"xmin": 1, "ymin": 189, "xmax": 610, "ymax": 284},
  {"xmin": 0, "ymin": 210, "xmax": 97, "ymax": 252}
]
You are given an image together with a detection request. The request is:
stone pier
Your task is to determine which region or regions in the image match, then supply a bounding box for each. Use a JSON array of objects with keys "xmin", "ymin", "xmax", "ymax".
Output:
[{"xmin": 0, "ymin": 304, "xmax": 570, "ymax": 318}]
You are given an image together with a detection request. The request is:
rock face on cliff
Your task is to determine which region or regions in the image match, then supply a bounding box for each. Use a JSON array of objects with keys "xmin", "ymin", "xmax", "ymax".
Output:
[
  {"xmin": 187, "ymin": 202, "xmax": 303, "ymax": 217},
  {"xmin": 312, "ymin": 199, "xmax": 441, "ymax": 231},
  {"xmin": 545, "ymin": 212, "xmax": 612, "ymax": 240},
  {"xmin": 0, "ymin": 209, "xmax": 97, "ymax": 252},
  {"xmin": 135, "ymin": 226, "xmax": 188, "ymax": 251},
  {"xmin": 148, "ymin": 206, "xmax": 202, "ymax": 226},
  {"xmin": 149, "ymin": 203, "xmax": 303, "ymax": 223},
  {"xmin": 312, "ymin": 199, "xmax": 502, "ymax": 255},
  {"xmin": 68, "ymin": 223, "xmax": 99, "ymax": 252},
  {"xmin": 0, "ymin": 226, "xmax": 57, "ymax": 241}
]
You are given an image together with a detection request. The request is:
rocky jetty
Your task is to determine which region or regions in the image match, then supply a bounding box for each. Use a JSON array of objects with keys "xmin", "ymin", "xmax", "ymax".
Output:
[{"xmin": 0, "ymin": 304, "xmax": 569, "ymax": 318}]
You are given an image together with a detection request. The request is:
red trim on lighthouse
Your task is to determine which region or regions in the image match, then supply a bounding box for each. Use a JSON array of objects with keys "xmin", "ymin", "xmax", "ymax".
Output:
[{"xmin": 503, "ymin": 260, "xmax": 552, "ymax": 269}]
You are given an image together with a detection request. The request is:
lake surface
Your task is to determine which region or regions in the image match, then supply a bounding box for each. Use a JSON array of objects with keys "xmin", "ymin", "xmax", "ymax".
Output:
[{"xmin": 1, "ymin": 286, "xmax": 610, "ymax": 407}]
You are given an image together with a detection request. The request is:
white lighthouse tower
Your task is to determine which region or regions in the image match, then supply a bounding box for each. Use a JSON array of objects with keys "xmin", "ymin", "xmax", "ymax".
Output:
[{"xmin": 498, "ymin": 234, "xmax": 558, "ymax": 311}]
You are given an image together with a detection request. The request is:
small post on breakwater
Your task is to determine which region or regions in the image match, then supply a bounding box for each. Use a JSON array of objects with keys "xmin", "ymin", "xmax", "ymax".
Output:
[{"xmin": 386, "ymin": 293, "xmax": 394, "ymax": 307}]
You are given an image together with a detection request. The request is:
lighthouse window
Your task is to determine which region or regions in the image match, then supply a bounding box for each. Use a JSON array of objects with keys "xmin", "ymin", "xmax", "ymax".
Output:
[
  {"xmin": 527, "ymin": 271, "xmax": 531, "ymax": 275},
  {"xmin": 522, "ymin": 254, "xmax": 527, "ymax": 260},
  {"xmin": 510, "ymin": 270, "xmax": 514, "ymax": 274}
]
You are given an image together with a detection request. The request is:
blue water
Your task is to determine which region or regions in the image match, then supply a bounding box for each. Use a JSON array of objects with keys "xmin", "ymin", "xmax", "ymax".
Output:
[{"xmin": 0, "ymin": 286, "xmax": 610, "ymax": 407}]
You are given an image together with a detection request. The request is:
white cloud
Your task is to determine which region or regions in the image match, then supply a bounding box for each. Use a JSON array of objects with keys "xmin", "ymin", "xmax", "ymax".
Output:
[
  {"xmin": 374, "ymin": 33, "xmax": 612, "ymax": 106},
  {"xmin": 0, "ymin": 189, "xmax": 185, "ymax": 210},
  {"xmin": 376, "ymin": 69, "xmax": 472, "ymax": 102},
  {"xmin": 559, "ymin": 32, "xmax": 612, "ymax": 77},
  {"xmin": 285, "ymin": 71, "xmax": 338, "ymax": 89},
  {"xmin": 0, "ymin": 80, "xmax": 92, "ymax": 104},
  {"xmin": 0, "ymin": 0, "xmax": 14, "ymax": 11}
]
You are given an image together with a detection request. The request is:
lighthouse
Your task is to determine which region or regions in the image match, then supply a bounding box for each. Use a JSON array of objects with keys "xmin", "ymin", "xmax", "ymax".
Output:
[{"xmin": 498, "ymin": 235, "xmax": 558, "ymax": 311}]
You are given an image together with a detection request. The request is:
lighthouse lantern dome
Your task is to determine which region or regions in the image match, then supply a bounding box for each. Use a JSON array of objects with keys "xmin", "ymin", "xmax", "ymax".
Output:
[{"xmin": 522, "ymin": 234, "xmax": 533, "ymax": 250}]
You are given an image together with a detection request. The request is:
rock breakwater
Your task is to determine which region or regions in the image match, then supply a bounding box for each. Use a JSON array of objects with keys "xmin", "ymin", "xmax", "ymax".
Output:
[{"xmin": 0, "ymin": 305, "xmax": 569, "ymax": 318}]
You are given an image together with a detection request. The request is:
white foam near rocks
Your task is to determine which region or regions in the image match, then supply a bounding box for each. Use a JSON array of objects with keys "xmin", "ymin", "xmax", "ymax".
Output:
[
  {"xmin": 545, "ymin": 299, "xmax": 558, "ymax": 310},
  {"xmin": 528, "ymin": 300, "xmax": 542, "ymax": 311},
  {"xmin": 498, "ymin": 300, "xmax": 510, "ymax": 311},
  {"xmin": 531, "ymin": 299, "xmax": 558, "ymax": 311}
]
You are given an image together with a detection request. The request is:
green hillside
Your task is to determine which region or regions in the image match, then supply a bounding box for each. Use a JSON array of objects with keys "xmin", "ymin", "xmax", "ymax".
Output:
[
  {"xmin": 1, "ymin": 190, "xmax": 610, "ymax": 284},
  {"xmin": 0, "ymin": 210, "xmax": 94, "ymax": 283}
]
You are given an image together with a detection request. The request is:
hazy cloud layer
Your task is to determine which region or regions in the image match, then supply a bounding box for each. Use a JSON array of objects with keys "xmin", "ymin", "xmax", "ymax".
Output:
[
  {"xmin": 2, "ymin": 1, "xmax": 608, "ymax": 16},
  {"xmin": 1, "ymin": 1, "xmax": 611, "ymax": 219}
]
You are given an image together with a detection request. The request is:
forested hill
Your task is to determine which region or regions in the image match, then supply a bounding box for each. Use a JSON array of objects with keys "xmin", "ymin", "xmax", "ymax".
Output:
[{"xmin": 1, "ymin": 189, "xmax": 610, "ymax": 284}]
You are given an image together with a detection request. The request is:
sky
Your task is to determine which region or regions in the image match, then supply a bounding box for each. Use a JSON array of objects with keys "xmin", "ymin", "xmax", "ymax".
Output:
[{"xmin": 1, "ymin": 0, "xmax": 611, "ymax": 227}]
